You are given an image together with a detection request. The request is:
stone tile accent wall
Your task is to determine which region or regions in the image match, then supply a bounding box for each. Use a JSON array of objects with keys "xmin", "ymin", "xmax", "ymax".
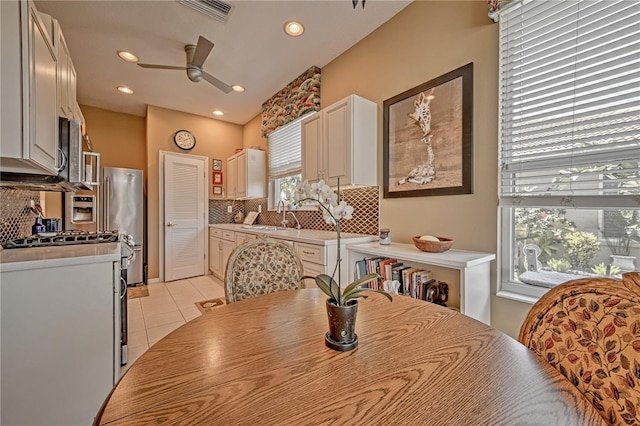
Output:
[
  {"xmin": 0, "ymin": 188, "xmax": 42, "ymax": 242},
  {"xmin": 210, "ymin": 186, "xmax": 379, "ymax": 236}
]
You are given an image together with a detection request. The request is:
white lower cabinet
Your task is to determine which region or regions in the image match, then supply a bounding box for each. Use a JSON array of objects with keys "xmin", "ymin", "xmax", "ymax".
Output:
[
  {"xmin": 209, "ymin": 228, "xmax": 235, "ymax": 279},
  {"xmin": 0, "ymin": 254, "xmax": 119, "ymax": 425},
  {"xmin": 208, "ymin": 226, "xmax": 373, "ymax": 288}
]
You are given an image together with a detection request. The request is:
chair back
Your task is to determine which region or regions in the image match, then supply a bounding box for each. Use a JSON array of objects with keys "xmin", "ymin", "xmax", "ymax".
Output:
[
  {"xmin": 224, "ymin": 236, "xmax": 304, "ymax": 304},
  {"xmin": 518, "ymin": 272, "xmax": 640, "ymax": 425}
]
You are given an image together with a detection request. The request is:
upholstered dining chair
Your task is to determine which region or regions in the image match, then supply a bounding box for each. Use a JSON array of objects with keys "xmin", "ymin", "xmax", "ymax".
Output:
[
  {"xmin": 518, "ymin": 272, "xmax": 640, "ymax": 425},
  {"xmin": 224, "ymin": 236, "xmax": 305, "ymax": 304}
]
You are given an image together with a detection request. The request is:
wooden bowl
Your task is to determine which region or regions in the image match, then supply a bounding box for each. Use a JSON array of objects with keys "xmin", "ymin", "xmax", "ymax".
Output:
[{"xmin": 412, "ymin": 236, "xmax": 453, "ymax": 253}]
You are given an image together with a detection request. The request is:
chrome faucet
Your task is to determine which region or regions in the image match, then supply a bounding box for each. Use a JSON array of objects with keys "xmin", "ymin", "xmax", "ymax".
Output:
[
  {"xmin": 288, "ymin": 211, "xmax": 302, "ymax": 229},
  {"xmin": 277, "ymin": 200, "xmax": 289, "ymax": 228}
]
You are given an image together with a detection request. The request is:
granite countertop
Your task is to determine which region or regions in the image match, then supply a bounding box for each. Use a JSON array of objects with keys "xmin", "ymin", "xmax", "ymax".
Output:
[
  {"xmin": 0, "ymin": 242, "xmax": 121, "ymax": 272},
  {"xmin": 209, "ymin": 223, "xmax": 377, "ymax": 246}
]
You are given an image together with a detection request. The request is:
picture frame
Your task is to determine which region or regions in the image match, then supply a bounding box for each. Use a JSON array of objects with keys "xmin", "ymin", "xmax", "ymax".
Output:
[
  {"xmin": 213, "ymin": 186, "xmax": 222, "ymax": 195},
  {"xmin": 383, "ymin": 63, "xmax": 473, "ymax": 198},
  {"xmin": 212, "ymin": 171, "xmax": 223, "ymax": 185},
  {"xmin": 212, "ymin": 159, "xmax": 222, "ymax": 171}
]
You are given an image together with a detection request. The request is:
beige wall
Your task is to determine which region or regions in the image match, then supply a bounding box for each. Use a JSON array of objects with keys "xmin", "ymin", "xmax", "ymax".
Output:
[
  {"xmin": 81, "ymin": 105, "xmax": 146, "ymax": 171},
  {"xmin": 146, "ymin": 105, "xmax": 243, "ymax": 279},
  {"xmin": 242, "ymin": 114, "xmax": 267, "ymax": 150},
  {"xmin": 301, "ymin": 1, "xmax": 530, "ymax": 338}
]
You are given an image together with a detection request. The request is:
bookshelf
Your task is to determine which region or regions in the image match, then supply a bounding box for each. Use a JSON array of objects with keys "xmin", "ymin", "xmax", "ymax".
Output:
[{"xmin": 346, "ymin": 242, "xmax": 495, "ymax": 325}]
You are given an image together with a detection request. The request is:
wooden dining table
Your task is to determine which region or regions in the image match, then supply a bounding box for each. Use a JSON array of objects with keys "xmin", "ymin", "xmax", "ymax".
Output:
[{"xmin": 96, "ymin": 288, "xmax": 605, "ymax": 425}]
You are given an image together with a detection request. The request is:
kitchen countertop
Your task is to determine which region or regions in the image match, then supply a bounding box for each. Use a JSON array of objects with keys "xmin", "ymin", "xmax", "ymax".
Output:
[
  {"xmin": 209, "ymin": 223, "xmax": 377, "ymax": 246},
  {"xmin": 0, "ymin": 242, "xmax": 121, "ymax": 272}
]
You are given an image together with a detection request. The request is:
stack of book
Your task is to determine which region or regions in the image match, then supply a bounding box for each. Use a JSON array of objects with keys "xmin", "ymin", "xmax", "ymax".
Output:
[{"xmin": 354, "ymin": 257, "xmax": 435, "ymax": 301}]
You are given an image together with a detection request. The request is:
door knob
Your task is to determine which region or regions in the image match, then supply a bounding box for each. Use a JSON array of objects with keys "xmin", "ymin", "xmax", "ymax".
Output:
[{"xmin": 167, "ymin": 222, "xmax": 176, "ymax": 227}]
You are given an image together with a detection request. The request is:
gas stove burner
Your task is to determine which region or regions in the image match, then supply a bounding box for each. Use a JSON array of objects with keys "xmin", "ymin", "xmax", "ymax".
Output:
[{"xmin": 2, "ymin": 230, "xmax": 121, "ymax": 249}]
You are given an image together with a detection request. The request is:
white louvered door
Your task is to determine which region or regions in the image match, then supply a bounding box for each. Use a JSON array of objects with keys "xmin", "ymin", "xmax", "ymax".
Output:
[{"xmin": 164, "ymin": 153, "xmax": 206, "ymax": 281}]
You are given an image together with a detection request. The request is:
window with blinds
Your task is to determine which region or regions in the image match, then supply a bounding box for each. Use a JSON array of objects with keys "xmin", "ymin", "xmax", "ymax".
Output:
[
  {"xmin": 498, "ymin": 0, "xmax": 640, "ymax": 299},
  {"xmin": 268, "ymin": 114, "xmax": 310, "ymax": 180},
  {"xmin": 499, "ymin": 0, "xmax": 640, "ymax": 208},
  {"xmin": 267, "ymin": 113, "xmax": 314, "ymax": 208}
]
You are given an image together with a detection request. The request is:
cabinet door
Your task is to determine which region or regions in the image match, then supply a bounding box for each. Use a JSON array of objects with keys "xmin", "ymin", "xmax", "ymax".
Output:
[
  {"xmin": 227, "ymin": 155, "xmax": 237, "ymax": 199},
  {"xmin": 301, "ymin": 113, "xmax": 322, "ymax": 184},
  {"xmin": 27, "ymin": 1, "xmax": 58, "ymax": 174},
  {"xmin": 209, "ymin": 235, "xmax": 218, "ymax": 273},
  {"xmin": 67, "ymin": 57, "xmax": 77, "ymax": 118},
  {"xmin": 323, "ymin": 97, "xmax": 351, "ymax": 187},
  {"xmin": 56, "ymin": 31, "xmax": 70, "ymax": 118},
  {"xmin": 221, "ymin": 240, "xmax": 235, "ymax": 278},
  {"xmin": 236, "ymin": 151, "xmax": 247, "ymax": 198}
]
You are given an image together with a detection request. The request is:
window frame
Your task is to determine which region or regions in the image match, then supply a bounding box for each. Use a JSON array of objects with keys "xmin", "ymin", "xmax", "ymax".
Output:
[{"xmin": 496, "ymin": 0, "xmax": 640, "ymax": 301}]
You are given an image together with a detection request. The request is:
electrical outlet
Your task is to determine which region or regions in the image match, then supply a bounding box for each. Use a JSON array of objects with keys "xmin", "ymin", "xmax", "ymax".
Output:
[
  {"xmin": 258, "ymin": 205, "xmax": 262, "ymax": 213},
  {"xmin": 227, "ymin": 206, "xmax": 233, "ymax": 213}
]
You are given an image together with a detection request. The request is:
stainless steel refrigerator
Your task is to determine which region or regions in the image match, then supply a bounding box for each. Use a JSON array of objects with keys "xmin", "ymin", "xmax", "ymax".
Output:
[{"xmin": 103, "ymin": 167, "xmax": 144, "ymax": 285}]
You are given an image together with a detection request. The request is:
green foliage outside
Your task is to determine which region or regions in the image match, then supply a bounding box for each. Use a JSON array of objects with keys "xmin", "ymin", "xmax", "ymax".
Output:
[
  {"xmin": 564, "ymin": 231, "xmax": 600, "ymax": 270},
  {"xmin": 547, "ymin": 258, "xmax": 571, "ymax": 272},
  {"xmin": 591, "ymin": 262, "xmax": 621, "ymax": 276},
  {"xmin": 515, "ymin": 208, "xmax": 575, "ymax": 266}
]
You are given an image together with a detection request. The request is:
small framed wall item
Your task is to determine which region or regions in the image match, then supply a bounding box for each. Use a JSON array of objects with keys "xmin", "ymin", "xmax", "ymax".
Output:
[
  {"xmin": 212, "ymin": 159, "xmax": 222, "ymax": 171},
  {"xmin": 213, "ymin": 186, "xmax": 222, "ymax": 195},
  {"xmin": 212, "ymin": 171, "xmax": 223, "ymax": 185}
]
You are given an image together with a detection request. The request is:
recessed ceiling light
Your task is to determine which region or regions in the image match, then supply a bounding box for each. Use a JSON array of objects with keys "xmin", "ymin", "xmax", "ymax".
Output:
[
  {"xmin": 117, "ymin": 86, "xmax": 134, "ymax": 94},
  {"xmin": 231, "ymin": 85, "xmax": 245, "ymax": 93},
  {"xmin": 117, "ymin": 50, "xmax": 139, "ymax": 62},
  {"xmin": 284, "ymin": 21, "xmax": 304, "ymax": 37},
  {"xmin": 213, "ymin": 110, "xmax": 224, "ymax": 116}
]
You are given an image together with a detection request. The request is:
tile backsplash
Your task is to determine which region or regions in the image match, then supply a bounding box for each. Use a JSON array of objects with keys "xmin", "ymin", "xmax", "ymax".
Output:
[
  {"xmin": 0, "ymin": 188, "xmax": 42, "ymax": 242},
  {"xmin": 209, "ymin": 186, "xmax": 379, "ymax": 235}
]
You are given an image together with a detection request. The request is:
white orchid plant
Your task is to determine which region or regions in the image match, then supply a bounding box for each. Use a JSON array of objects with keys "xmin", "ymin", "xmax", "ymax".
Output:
[{"xmin": 293, "ymin": 179, "xmax": 392, "ymax": 306}]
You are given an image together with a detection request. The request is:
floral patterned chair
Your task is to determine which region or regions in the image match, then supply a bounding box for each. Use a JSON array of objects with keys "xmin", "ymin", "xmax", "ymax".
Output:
[
  {"xmin": 518, "ymin": 272, "xmax": 640, "ymax": 425},
  {"xmin": 224, "ymin": 236, "xmax": 305, "ymax": 304}
]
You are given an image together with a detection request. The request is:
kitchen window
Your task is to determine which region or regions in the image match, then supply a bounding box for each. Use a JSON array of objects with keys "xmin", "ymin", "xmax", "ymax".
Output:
[
  {"xmin": 267, "ymin": 114, "xmax": 313, "ymax": 209},
  {"xmin": 498, "ymin": 0, "xmax": 640, "ymax": 301}
]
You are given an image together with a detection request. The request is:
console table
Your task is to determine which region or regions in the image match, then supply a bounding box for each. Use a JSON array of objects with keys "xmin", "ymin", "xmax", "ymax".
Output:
[{"xmin": 346, "ymin": 242, "xmax": 495, "ymax": 324}]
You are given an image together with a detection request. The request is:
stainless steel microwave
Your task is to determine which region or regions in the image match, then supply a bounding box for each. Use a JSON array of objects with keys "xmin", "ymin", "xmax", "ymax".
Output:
[{"xmin": 0, "ymin": 117, "xmax": 99, "ymax": 191}]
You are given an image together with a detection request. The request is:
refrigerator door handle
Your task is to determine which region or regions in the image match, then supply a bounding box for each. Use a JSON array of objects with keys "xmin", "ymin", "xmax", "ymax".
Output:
[{"xmin": 105, "ymin": 176, "xmax": 110, "ymax": 231}]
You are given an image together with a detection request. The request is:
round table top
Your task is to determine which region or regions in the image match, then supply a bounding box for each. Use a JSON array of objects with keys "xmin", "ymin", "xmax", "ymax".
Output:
[{"xmin": 97, "ymin": 288, "xmax": 604, "ymax": 425}]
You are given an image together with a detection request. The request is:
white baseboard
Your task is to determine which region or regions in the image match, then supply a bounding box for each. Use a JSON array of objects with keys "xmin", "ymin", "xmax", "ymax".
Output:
[{"xmin": 147, "ymin": 278, "xmax": 162, "ymax": 284}]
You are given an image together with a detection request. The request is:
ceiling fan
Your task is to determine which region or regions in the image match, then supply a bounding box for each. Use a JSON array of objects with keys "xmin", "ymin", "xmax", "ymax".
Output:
[{"xmin": 137, "ymin": 36, "xmax": 232, "ymax": 94}]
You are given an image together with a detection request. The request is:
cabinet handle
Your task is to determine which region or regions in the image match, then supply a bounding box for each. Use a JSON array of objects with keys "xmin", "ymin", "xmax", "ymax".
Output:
[{"xmin": 303, "ymin": 251, "xmax": 314, "ymax": 255}]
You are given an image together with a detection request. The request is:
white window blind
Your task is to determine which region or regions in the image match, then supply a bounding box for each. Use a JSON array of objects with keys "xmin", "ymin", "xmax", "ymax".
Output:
[
  {"xmin": 268, "ymin": 114, "xmax": 311, "ymax": 180},
  {"xmin": 499, "ymin": 0, "xmax": 640, "ymax": 208}
]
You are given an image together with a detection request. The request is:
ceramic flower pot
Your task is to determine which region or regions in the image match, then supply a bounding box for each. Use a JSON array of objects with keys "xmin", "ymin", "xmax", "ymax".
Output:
[{"xmin": 325, "ymin": 298, "xmax": 358, "ymax": 351}]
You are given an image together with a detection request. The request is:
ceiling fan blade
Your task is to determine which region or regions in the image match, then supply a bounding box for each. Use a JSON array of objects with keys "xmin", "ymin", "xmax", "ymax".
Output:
[
  {"xmin": 137, "ymin": 63, "xmax": 186, "ymax": 70},
  {"xmin": 201, "ymin": 71, "xmax": 232, "ymax": 93},
  {"xmin": 191, "ymin": 36, "xmax": 214, "ymax": 68}
]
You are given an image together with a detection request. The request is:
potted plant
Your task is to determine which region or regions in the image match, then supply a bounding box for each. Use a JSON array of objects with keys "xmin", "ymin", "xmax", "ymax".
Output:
[{"xmin": 293, "ymin": 179, "xmax": 392, "ymax": 351}]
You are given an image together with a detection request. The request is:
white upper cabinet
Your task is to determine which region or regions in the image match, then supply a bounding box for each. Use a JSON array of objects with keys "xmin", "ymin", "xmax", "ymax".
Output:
[
  {"xmin": 1, "ymin": 0, "xmax": 60, "ymax": 175},
  {"xmin": 54, "ymin": 23, "xmax": 79, "ymax": 121},
  {"xmin": 226, "ymin": 148, "xmax": 266, "ymax": 200},
  {"xmin": 301, "ymin": 94, "xmax": 377, "ymax": 187}
]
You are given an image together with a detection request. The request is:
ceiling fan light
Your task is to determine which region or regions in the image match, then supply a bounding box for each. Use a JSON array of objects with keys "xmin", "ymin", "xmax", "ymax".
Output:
[
  {"xmin": 231, "ymin": 85, "xmax": 245, "ymax": 93},
  {"xmin": 284, "ymin": 21, "xmax": 304, "ymax": 37},
  {"xmin": 117, "ymin": 50, "xmax": 139, "ymax": 62},
  {"xmin": 213, "ymin": 110, "xmax": 224, "ymax": 116},
  {"xmin": 117, "ymin": 86, "xmax": 134, "ymax": 94}
]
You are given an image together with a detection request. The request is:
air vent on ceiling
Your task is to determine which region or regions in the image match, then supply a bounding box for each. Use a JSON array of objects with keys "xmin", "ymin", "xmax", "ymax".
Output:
[{"xmin": 178, "ymin": 0, "xmax": 233, "ymax": 23}]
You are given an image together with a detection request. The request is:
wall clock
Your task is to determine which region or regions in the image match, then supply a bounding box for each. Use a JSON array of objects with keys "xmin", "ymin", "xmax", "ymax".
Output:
[{"xmin": 174, "ymin": 130, "xmax": 196, "ymax": 150}]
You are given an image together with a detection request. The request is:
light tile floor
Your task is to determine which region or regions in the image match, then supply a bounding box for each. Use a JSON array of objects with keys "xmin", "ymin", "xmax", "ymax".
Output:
[{"xmin": 121, "ymin": 274, "xmax": 225, "ymax": 376}]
